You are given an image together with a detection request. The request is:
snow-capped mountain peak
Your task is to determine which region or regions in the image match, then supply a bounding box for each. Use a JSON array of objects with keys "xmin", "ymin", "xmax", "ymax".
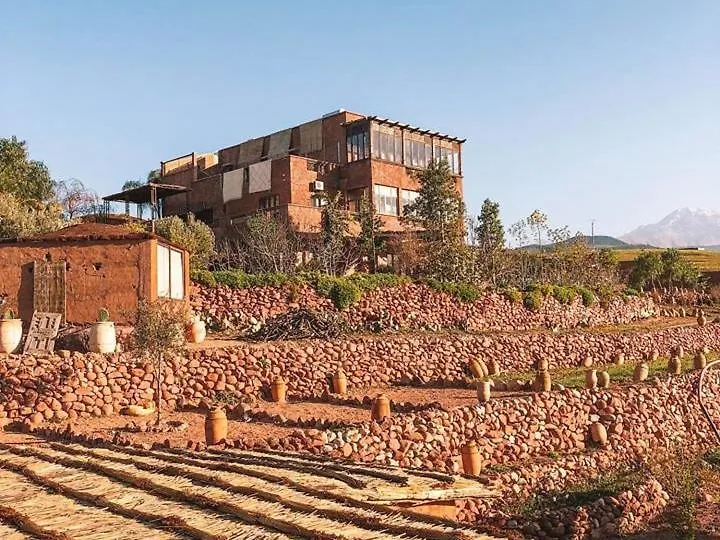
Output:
[{"xmin": 621, "ymin": 208, "xmax": 720, "ymax": 247}]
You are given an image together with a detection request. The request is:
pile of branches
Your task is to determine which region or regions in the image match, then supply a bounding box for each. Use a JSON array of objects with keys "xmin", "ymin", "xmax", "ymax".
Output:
[{"xmin": 248, "ymin": 308, "xmax": 348, "ymax": 341}]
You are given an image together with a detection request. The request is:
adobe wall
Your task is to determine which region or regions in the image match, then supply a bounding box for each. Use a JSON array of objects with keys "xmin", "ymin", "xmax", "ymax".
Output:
[
  {"xmin": 192, "ymin": 282, "xmax": 657, "ymax": 333},
  {"xmin": 0, "ymin": 239, "xmax": 151, "ymax": 324}
]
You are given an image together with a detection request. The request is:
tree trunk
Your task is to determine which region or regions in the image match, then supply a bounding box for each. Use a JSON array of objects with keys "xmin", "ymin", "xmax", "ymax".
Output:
[{"xmin": 155, "ymin": 352, "xmax": 163, "ymax": 426}]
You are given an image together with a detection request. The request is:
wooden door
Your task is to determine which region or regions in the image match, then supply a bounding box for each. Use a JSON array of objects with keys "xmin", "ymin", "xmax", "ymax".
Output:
[{"xmin": 33, "ymin": 261, "xmax": 67, "ymax": 323}]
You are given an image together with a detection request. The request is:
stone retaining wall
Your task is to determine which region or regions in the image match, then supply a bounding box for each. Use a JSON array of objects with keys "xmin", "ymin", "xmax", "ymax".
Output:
[
  {"xmin": 1, "ymin": 323, "xmax": 719, "ymax": 427},
  {"xmin": 192, "ymin": 283, "xmax": 656, "ymax": 333}
]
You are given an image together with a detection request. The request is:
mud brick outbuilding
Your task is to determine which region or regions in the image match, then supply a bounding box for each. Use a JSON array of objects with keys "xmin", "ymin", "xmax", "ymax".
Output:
[{"xmin": 0, "ymin": 222, "xmax": 190, "ymax": 324}]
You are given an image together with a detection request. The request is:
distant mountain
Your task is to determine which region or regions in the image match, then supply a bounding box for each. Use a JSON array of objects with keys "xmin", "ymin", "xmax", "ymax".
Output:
[
  {"xmin": 521, "ymin": 235, "xmax": 637, "ymax": 251},
  {"xmin": 620, "ymin": 208, "xmax": 720, "ymax": 248}
]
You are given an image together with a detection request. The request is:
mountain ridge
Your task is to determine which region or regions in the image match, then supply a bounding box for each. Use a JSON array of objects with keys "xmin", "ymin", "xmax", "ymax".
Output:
[{"xmin": 621, "ymin": 208, "xmax": 720, "ymax": 247}]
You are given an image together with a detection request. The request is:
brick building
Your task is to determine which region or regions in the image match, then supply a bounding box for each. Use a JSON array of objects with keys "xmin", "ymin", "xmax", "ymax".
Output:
[{"xmin": 159, "ymin": 109, "xmax": 465, "ymax": 239}]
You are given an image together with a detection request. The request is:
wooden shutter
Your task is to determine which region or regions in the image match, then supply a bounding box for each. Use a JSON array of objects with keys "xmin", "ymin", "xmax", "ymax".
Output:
[
  {"xmin": 23, "ymin": 312, "xmax": 62, "ymax": 355},
  {"xmin": 33, "ymin": 261, "xmax": 66, "ymax": 323}
]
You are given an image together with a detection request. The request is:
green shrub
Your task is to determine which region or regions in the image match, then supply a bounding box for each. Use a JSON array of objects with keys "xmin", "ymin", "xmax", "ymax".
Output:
[
  {"xmin": 502, "ymin": 288, "xmax": 523, "ymax": 304},
  {"xmin": 595, "ymin": 283, "xmax": 615, "ymax": 303},
  {"xmin": 623, "ymin": 287, "xmax": 639, "ymax": 297},
  {"xmin": 422, "ymin": 278, "xmax": 481, "ymax": 303},
  {"xmin": 329, "ymin": 280, "xmax": 361, "ymax": 309},
  {"xmin": 213, "ymin": 270, "xmax": 245, "ymax": 288},
  {"xmin": 575, "ymin": 286, "xmax": 595, "ymax": 307},
  {"xmin": 191, "ymin": 269, "xmax": 216, "ymax": 287},
  {"xmin": 552, "ymin": 286, "xmax": 576, "ymax": 305},
  {"xmin": 523, "ymin": 290, "xmax": 543, "ymax": 311},
  {"xmin": 538, "ymin": 284, "xmax": 554, "ymax": 297}
]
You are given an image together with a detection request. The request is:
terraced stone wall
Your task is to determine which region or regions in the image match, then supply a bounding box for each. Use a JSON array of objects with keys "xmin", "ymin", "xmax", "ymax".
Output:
[{"xmin": 192, "ymin": 283, "xmax": 656, "ymax": 333}]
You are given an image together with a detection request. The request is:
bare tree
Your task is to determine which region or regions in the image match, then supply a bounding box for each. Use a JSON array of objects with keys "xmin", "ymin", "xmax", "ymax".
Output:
[{"xmin": 56, "ymin": 178, "xmax": 99, "ymax": 219}]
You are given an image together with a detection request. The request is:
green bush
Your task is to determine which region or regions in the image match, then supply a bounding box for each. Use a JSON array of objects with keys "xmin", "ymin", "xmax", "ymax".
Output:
[
  {"xmin": 623, "ymin": 287, "xmax": 639, "ymax": 297},
  {"xmin": 422, "ymin": 278, "xmax": 481, "ymax": 303},
  {"xmin": 575, "ymin": 286, "xmax": 595, "ymax": 307},
  {"xmin": 329, "ymin": 280, "xmax": 361, "ymax": 309},
  {"xmin": 552, "ymin": 285, "xmax": 577, "ymax": 305},
  {"xmin": 213, "ymin": 270, "xmax": 246, "ymax": 288},
  {"xmin": 523, "ymin": 290, "xmax": 543, "ymax": 311},
  {"xmin": 502, "ymin": 288, "xmax": 523, "ymax": 304},
  {"xmin": 191, "ymin": 269, "xmax": 216, "ymax": 288},
  {"xmin": 595, "ymin": 283, "xmax": 615, "ymax": 303},
  {"xmin": 538, "ymin": 284, "xmax": 554, "ymax": 297}
]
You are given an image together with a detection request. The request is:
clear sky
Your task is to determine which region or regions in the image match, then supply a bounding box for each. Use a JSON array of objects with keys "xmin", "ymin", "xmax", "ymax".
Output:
[{"xmin": 1, "ymin": 1, "xmax": 718, "ymax": 237}]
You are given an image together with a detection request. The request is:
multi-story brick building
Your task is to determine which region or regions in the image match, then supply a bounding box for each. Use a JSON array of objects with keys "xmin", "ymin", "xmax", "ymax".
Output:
[{"xmin": 159, "ymin": 109, "xmax": 464, "ymax": 239}]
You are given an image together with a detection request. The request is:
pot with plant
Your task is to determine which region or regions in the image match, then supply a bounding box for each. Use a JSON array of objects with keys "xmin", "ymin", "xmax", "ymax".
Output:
[
  {"xmin": 0, "ymin": 309, "xmax": 22, "ymax": 354},
  {"xmin": 185, "ymin": 311, "xmax": 206, "ymax": 344},
  {"xmin": 89, "ymin": 308, "xmax": 116, "ymax": 354}
]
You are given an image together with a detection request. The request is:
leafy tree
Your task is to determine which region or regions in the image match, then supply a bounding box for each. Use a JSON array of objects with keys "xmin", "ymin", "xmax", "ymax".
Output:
[
  {"xmin": 403, "ymin": 159, "xmax": 465, "ymax": 243},
  {"xmin": 55, "ymin": 178, "xmax": 98, "ymax": 219},
  {"xmin": 146, "ymin": 169, "xmax": 161, "ymax": 183},
  {"xmin": 528, "ymin": 209, "xmax": 548, "ymax": 251},
  {"xmin": 629, "ymin": 251, "xmax": 664, "ymax": 290},
  {"xmin": 154, "ymin": 214, "xmax": 215, "ymax": 271},
  {"xmin": 474, "ymin": 199, "xmax": 505, "ymax": 285},
  {"xmin": 0, "ymin": 192, "xmax": 66, "ymax": 239},
  {"xmin": 317, "ymin": 193, "xmax": 357, "ymax": 275},
  {"xmin": 121, "ymin": 179, "xmax": 148, "ymax": 218},
  {"xmin": 132, "ymin": 299, "xmax": 186, "ymax": 425},
  {"xmin": 357, "ymin": 193, "xmax": 384, "ymax": 272},
  {"xmin": 0, "ymin": 136, "xmax": 55, "ymax": 202}
]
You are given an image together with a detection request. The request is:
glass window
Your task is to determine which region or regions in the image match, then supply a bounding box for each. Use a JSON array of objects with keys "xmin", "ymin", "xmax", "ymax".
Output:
[
  {"xmin": 373, "ymin": 184, "xmax": 398, "ymax": 216},
  {"xmin": 347, "ymin": 125, "xmax": 369, "ymax": 163},
  {"xmin": 312, "ymin": 195, "xmax": 328, "ymax": 207},
  {"xmin": 401, "ymin": 189, "xmax": 419, "ymax": 215},
  {"xmin": 394, "ymin": 134, "xmax": 403, "ymax": 163},
  {"xmin": 362, "ymin": 131, "xmax": 369, "ymax": 159},
  {"xmin": 157, "ymin": 244, "xmax": 185, "ymax": 300},
  {"xmin": 259, "ymin": 194, "xmax": 280, "ymax": 209}
]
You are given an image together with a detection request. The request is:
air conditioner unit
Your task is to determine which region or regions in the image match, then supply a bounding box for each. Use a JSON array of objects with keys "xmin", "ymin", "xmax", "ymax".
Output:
[{"xmin": 310, "ymin": 180, "xmax": 324, "ymax": 192}]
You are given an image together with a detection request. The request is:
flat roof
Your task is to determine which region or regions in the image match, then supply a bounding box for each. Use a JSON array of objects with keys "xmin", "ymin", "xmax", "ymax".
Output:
[
  {"xmin": 352, "ymin": 116, "xmax": 466, "ymax": 143},
  {"xmin": 103, "ymin": 182, "xmax": 189, "ymax": 204}
]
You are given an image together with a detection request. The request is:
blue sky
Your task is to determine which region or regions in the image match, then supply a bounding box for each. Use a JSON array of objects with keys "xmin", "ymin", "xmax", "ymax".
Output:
[{"xmin": 1, "ymin": 1, "xmax": 718, "ymax": 237}]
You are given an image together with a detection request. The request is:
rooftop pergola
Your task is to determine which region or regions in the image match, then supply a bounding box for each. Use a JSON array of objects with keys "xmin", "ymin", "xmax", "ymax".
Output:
[{"xmin": 102, "ymin": 183, "xmax": 189, "ymax": 222}]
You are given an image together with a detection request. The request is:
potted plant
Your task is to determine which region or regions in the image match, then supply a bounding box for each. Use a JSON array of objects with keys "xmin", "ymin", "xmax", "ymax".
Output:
[
  {"xmin": 89, "ymin": 307, "xmax": 117, "ymax": 354},
  {"xmin": 0, "ymin": 309, "xmax": 22, "ymax": 354},
  {"xmin": 185, "ymin": 311, "xmax": 206, "ymax": 344}
]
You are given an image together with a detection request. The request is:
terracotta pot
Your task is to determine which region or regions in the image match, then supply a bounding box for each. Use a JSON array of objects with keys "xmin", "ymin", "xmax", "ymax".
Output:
[
  {"xmin": 332, "ymin": 370, "xmax": 347, "ymax": 395},
  {"xmin": 89, "ymin": 321, "xmax": 116, "ymax": 354},
  {"xmin": 694, "ymin": 351, "xmax": 707, "ymax": 370},
  {"xmin": 585, "ymin": 369, "xmax": 598, "ymax": 389},
  {"xmin": 476, "ymin": 380, "xmax": 491, "ymax": 403},
  {"xmin": 598, "ymin": 371, "xmax": 610, "ymax": 389},
  {"xmin": 204, "ymin": 407, "xmax": 228, "ymax": 445},
  {"xmin": 185, "ymin": 320, "xmax": 206, "ymax": 344},
  {"xmin": 649, "ymin": 349, "xmax": 660, "ymax": 362},
  {"xmin": 537, "ymin": 359, "xmax": 549, "ymax": 371},
  {"xmin": 698, "ymin": 315, "xmax": 707, "ymax": 327},
  {"xmin": 535, "ymin": 370, "xmax": 552, "ymax": 392},
  {"xmin": 590, "ymin": 422, "xmax": 608, "ymax": 446},
  {"xmin": 461, "ymin": 442, "xmax": 482, "ymax": 475},
  {"xmin": 371, "ymin": 394, "xmax": 391, "ymax": 422},
  {"xmin": 0, "ymin": 319, "xmax": 22, "ymax": 354},
  {"xmin": 487, "ymin": 359, "xmax": 500, "ymax": 376},
  {"xmin": 675, "ymin": 345, "xmax": 685, "ymax": 359},
  {"xmin": 271, "ymin": 377, "xmax": 287, "ymax": 403},
  {"xmin": 667, "ymin": 356, "xmax": 682, "ymax": 375},
  {"xmin": 633, "ymin": 362, "xmax": 649, "ymax": 382},
  {"xmin": 469, "ymin": 359, "xmax": 488, "ymax": 379},
  {"xmin": 614, "ymin": 353, "xmax": 625, "ymax": 366}
]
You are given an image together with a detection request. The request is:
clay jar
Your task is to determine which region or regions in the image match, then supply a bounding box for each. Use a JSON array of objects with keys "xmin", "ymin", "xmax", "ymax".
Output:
[
  {"xmin": 694, "ymin": 351, "xmax": 707, "ymax": 370},
  {"xmin": 590, "ymin": 422, "xmax": 608, "ymax": 446},
  {"xmin": 461, "ymin": 442, "xmax": 482, "ymax": 475},
  {"xmin": 585, "ymin": 369, "xmax": 598, "ymax": 389},
  {"xmin": 633, "ymin": 362, "xmax": 649, "ymax": 382},
  {"xmin": 667, "ymin": 356, "xmax": 682, "ymax": 375},
  {"xmin": 371, "ymin": 394, "xmax": 391, "ymax": 422},
  {"xmin": 537, "ymin": 359, "xmax": 549, "ymax": 371},
  {"xmin": 205, "ymin": 407, "xmax": 228, "ymax": 445},
  {"xmin": 332, "ymin": 370, "xmax": 347, "ymax": 395},
  {"xmin": 271, "ymin": 376, "xmax": 287, "ymax": 403},
  {"xmin": 476, "ymin": 380, "xmax": 491, "ymax": 403},
  {"xmin": 597, "ymin": 371, "xmax": 610, "ymax": 389},
  {"xmin": 614, "ymin": 353, "xmax": 625, "ymax": 366},
  {"xmin": 535, "ymin": 370, "xmax": 552, "ymax": 392}
]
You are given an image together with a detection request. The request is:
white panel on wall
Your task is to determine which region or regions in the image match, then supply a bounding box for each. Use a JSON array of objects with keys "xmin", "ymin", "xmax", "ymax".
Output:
[
  {"xmin": 156, "ymin": 244, "xmax": 170, "ymax": 298},
  {"xmin": 222, "ymin": 168, "xmax": 244, "ymax": 202},
  {"xmin": 169, "ymin": 249, "xmax": 184, "ymax": 300},
  {"xmin": 248, "ymin": 160, "xmax": 272, "ymax": 193}
]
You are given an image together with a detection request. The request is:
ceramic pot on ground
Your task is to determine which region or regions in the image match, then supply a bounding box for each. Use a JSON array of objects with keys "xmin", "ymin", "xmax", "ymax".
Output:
[
  {"xmin": 0, "ymin": 318, "xmax": 22, "ymax": 354},
  {"xmin": 89, "ymin": 321, "xmax": 116, "ymax": 354},
  {"xmin": 271, "ymin": 377, "xmax": 287, "ymax": 403},
  {"xmin": 585, "ymin": 369, "xmax": 598, "ymax": 389},
  {"xmin": 461, "ymin": 442, "xmax": 482, "ymax": 475},
  {"xmin": 371, "ymin": 394, "xmax": 391, "ymax": 421},
  {"xmin": 535, "ymin": 370, "xmax": 552, "ymax": 392},
  {"xmin": 476, "ymin": 380, "xmax": 492, "ymax": 403},
  {"xmin": 598, "ymin": 371, "xmax": 610, "ymax": 389},
  {"xmin": 633, "ymin": 362, "xmax": 649, "ymax": 382},
  {"xmin": 332, "ymin": 370, "xmax": 347, "ymax": 395},
  {"xmin": 205, "ymin": 407, "xmax": 228, "ymax": 445},
  {"xmin": 185, "ymin": 319, "xmax": 206, "ymax": 344}
]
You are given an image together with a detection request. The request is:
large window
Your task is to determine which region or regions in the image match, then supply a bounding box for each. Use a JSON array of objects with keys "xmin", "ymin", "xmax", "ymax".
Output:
[
  {"xmin": 433, "ymin": 141, "xmax": 461, "ymax": 174},
  {"xmin": 157, "ymin": 244, "xmax": 184, "ymax": 300},
  {"xmin": 259, "ymin": 194, "xmax": 280, "ymax": 209},
  {"xmin": 401, "ymin": 189, "xmax": 419, "ymax": 215},
  {"xmin": 373, "ymin": 184, "xmax": 398, "ymax": 216},
  {"xmin": 371, "ymin": 124, "xmax": 403, "ymax": 164},
  {"xmin": 346, "ymin": 124, "xmax": 370, "ymax": 163},
  {"xmin": 403, "ymin": 134, "xmax": 432, "ymax": 169}
]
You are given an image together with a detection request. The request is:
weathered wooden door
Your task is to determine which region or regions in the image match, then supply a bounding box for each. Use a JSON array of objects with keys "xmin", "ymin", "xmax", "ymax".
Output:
[{"xmin": 33, "ymin": 261, "xmax": 67, "ymax": 323}]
